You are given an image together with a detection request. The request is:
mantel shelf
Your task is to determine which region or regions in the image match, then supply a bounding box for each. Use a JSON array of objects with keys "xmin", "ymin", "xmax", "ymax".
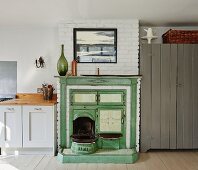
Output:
[{"xmin": 55, "ymin": 75, "xmax": 142, "ymax": 79}]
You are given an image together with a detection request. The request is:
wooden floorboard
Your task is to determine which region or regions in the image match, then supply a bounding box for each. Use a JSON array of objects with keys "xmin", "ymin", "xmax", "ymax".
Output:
[
  {"xmin": 0, "ymin": 151, "xmax": 198, "ymax": 170},
  {"xmin": 34, "ymin": 156, "xmax": 51, "ymax": 170},
  {"xmin": 44, "ymin": 156, "xmax": 66, "ymax": 170},
  {"xmin": 22, "ymin": 155, "xmax": 44, "ymax": 170}
]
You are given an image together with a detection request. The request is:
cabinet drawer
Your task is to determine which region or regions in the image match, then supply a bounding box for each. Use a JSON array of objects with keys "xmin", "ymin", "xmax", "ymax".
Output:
[
  {"xmin": 24, "ymin": 106, "xmax": 52, "ymax": 112},
  {"xmin": 101, "ymin": 138, "xmax": 120, "ymax": 149},
  {"xmin": 71, "ymin": 91, "xmax": 97, "ymax": 105},
  {"xmin": 98, "ymin": 90, "xmax": 125, "ymax": 105}
]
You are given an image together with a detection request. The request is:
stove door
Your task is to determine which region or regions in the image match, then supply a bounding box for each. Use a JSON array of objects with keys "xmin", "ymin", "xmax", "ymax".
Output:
[
  {"xmin": 97, "ymin": 108, "xmax": 125, "ymax": 148},
  {"xmin": 98, "ymin": 108, "xmax": 124, "ymax": 133}
]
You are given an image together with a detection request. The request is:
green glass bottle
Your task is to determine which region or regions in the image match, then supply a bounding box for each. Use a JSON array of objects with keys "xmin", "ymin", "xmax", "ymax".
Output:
[{"xmin": 57, "ymin": 44, "xmax": 68, "ymax": 76}]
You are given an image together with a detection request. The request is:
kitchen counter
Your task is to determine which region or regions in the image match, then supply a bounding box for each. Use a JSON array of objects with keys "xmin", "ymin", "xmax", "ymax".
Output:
[{"xmin": 0, "ymin": 93, "xmax": 57, "ymax": 106}]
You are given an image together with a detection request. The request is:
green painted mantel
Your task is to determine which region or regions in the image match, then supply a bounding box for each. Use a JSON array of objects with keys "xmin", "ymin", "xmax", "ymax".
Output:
[{"xmin": 55, "ymin": 75, "xmax": 141, "ymax": 164}]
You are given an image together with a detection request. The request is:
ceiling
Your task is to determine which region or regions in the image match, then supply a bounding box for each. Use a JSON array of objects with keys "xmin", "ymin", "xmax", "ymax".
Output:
[{"xmin": 0, "ymin": 0, "xmax": 198, "ymax": 26}]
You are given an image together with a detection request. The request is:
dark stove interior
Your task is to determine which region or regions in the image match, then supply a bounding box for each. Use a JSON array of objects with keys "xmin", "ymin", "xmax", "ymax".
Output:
[{"xmin": 71, "ymin": 117, "xmax": 96, "ymax": 143}]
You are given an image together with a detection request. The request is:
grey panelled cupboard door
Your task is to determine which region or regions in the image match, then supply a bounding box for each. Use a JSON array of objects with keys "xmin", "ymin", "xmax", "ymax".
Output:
[
  {"xmin": 160, "ymin": 44, "xmax": 171, "ymax": 149},
  {"xmin": 140, "ymin": 44, "xmax": 152, "ymax": 152},
  {"xmin": 160, "ymin": 44, "xmax": 178, "ymax": 149},
  {"xmin": 169, "ymin": 45, "xmax": 177, "ymax": 149},
  {"xmin": 140, "ymin": 44, "xmax": 177, "ymax": 151},
  {"xmin": 177, "ymin": 44, "xmax": 198, "ymax": 149},
  {"xmin": 193, "ymin": 45, "xmax": 198, "ymax": 149},
  {"xmin": 151, "ymin": 44, "xmax": 161, "ymax": 149}
]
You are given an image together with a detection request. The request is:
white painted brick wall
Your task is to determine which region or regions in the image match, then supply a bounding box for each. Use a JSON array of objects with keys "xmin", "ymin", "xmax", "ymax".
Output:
[{"xmin": 58, "ymin": 19, "xmax": 139, "ymax": 75}]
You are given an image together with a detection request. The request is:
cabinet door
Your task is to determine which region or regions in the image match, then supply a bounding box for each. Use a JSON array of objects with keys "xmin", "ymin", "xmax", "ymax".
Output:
[
  {"xmin": 98, "ymin": 91, "xmax": 125, "ymax": 105},
  {"xmin": 0, "ymin": 106, "xmax": 22, "ymax": 147},
  {"xmin": 140, "ymin": 44, "xmax": 178, "ymax": 151},
  {"xmin": 71, "ymin": 90, "xmax": 97, "ymax": 105},
  {"xmin": 23, "ymin": 106, "xmax": 53, "ymax": 147},
  {"xmin": 97, "ymin": 108, "xmax": 125, "ymax": 148},
  {"xmin": 98, "ymin": 109, "xmax": 124, "ymax": 133},
  {"xmin": 177, "ymin": 44, "xmax": 198, "ymax": 149}
]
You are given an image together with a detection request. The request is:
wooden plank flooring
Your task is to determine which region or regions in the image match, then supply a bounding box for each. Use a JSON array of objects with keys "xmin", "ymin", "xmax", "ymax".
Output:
[{"xmin": 0, "ymin": 151, "xmax": 198, "ymax": 170}]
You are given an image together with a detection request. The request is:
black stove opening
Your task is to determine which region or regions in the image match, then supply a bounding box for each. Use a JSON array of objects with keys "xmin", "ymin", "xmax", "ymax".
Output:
[{"xmin": 72, "ymin": 117, "xmax": 96, "ymax": 143}]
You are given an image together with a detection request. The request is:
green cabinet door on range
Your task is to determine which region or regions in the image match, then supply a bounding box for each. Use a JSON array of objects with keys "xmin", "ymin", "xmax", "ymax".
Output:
[{"xmin": 97, "ymin": 108, "xmax": 126, "ymax": 149}]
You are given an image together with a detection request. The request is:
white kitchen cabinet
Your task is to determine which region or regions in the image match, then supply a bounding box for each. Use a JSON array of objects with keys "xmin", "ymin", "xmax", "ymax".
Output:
[
  {"xmin": 23, "ymin": 106, "xmax": 54, "ymax": 148},
  {"xmin": 0, "ymin": 106, "xmax": 22, "ymax": 147},
  {"xmin": 0, "ymin": 104, "xmax": 56, "ymax": 155}
]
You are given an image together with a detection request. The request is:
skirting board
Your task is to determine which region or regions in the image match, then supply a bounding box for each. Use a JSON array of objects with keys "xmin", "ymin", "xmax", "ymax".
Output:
[{"xmin": 1, "ymin": 148, "xmax": 55, "ymax": 156}]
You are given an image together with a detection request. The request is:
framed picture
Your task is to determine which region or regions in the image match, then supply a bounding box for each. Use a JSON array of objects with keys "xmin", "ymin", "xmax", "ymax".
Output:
[{"xmin": 73, "ymin": 28, "xmax": 117, "ymax": 63}]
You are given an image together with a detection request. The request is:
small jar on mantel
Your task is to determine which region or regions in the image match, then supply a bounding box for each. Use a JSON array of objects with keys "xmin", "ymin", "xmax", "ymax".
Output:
[{"xmin": 72, "ymin": 58, "xmax": 77, "ymax": 76}]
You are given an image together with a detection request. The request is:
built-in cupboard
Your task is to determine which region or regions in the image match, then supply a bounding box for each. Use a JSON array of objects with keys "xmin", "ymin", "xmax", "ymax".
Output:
[{"xmin": 140, "ymin": 44, "xmax": 198, "ymax": 151}]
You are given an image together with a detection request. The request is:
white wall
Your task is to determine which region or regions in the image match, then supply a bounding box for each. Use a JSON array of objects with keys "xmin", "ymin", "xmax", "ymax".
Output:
[
  {"xmin": 0, "ymin": 26, "xmax": 59, "ymax": 93},
  {"xmin": 59, "ymin": 19, "xmax": 139, "ymax": 75},
  {"xmin": 0, "ymin": 20, "xmax": 139, "ymax": 93}
]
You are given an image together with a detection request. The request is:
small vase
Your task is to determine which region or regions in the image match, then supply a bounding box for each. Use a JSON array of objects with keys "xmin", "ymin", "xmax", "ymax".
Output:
[
  {"xmin": 71, "ymin": 59, "xmax": 77, "ymax": 76},
  {"xmin": 57, "ymin": 44, "xmax": 68, "ymax": 76}
]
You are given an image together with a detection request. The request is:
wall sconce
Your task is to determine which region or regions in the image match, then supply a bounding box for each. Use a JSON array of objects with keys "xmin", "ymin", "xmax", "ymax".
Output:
[{"xmin": 35, "ymin": 57, "xmax": 45, "ymax": 68}]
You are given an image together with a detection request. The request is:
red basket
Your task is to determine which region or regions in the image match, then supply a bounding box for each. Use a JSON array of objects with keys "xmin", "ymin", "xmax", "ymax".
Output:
[{"xmin": 162, "ymin": 29, "xmax": 198, "ymax": 44}]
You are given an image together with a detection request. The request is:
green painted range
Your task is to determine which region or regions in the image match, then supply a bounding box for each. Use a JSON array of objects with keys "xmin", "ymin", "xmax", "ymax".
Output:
[{"xmin": 56, "ymin": 76, "xmax": 141, "ymax": 163}]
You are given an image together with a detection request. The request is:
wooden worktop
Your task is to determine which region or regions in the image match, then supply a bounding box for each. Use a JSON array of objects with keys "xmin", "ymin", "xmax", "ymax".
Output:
[{"xmin": 0, "ymin": 93, "xmax": 57, "ymax": 106}]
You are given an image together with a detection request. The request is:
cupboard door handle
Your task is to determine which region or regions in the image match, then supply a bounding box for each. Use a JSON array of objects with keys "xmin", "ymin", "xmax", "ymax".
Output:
[
  {"xmin": 34, "ymin": 108, "xmax": 42, "ymax": 111},
  {"xmin": 176, "ymin": 83, "xmax": 183, "ymax": 87},
  {"xmin": 4, "ymin": 126, "xmax": 6, "ymax": 141},
  {"xmin": 29, "ymin": 113, "xmax": 31, "ymax": 141},
  {"xmin": 7, "ymin": 108, "xmax": 14, "ymax": 111},
  {"xmin": 121, "ymin": 118, "xmax": 124, "ymax": 124},
  {"xmin": 4, "ymin": 113, "xmax": 7, "ymax": 141}
]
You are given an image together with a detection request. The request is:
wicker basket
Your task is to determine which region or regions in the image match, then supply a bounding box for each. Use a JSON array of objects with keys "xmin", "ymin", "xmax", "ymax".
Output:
[{"xmin": 162, "ymin": 29, "xmax": 198, "ymax": 44}]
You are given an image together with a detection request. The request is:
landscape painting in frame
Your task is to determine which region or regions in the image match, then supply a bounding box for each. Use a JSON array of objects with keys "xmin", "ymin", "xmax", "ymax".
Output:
[{"xmin": 74, "ymin": 28, "xmax": 117, "ymax": 63}]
